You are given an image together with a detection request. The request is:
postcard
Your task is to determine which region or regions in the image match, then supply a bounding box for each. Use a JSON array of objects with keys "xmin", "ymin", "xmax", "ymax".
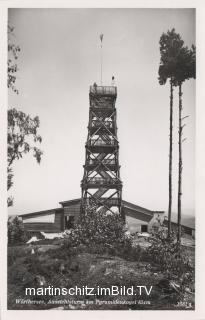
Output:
[{"xmin": 1, "ymin": 1, "xmax": 205, "ymax": 320}]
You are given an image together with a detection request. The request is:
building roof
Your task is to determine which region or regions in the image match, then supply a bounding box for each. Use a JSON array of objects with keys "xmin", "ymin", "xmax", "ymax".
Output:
[
  {"xmin": 122, "ymin": 200, "xmax": 154, "ymax": 216},
  {"xmin": 164, "ymin": 216, "xmax": 195, "ymax": 230},
  {"xmin": 19, "ymin": 207, "xmax": 63, "ymax": 218},
  {"xmin": 59, "ymin": 198, "xmax": 161, "ymax": 214},
  {"xmin": 59, "ymin": 198, "xmax": 81, "ymax": 206},
  {"xmin": 18, "ymin": 198, "xmax": 163, "ymax": 219}
]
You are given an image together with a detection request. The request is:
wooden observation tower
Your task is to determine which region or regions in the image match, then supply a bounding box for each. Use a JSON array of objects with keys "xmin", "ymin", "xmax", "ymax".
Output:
[{"xmin": 81, "ymin": 84, "xmax": 122, "ymax": 214}]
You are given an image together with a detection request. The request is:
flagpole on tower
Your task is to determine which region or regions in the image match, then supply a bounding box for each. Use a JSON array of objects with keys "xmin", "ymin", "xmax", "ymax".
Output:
[{"xmin": 100, "ymin": 34, "xmax": 103, "ymax": 85}]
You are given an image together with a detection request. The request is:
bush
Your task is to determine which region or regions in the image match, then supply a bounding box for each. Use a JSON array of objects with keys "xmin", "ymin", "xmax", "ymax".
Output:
[
  {"xmin": 63, "ymin": 206, "xmax": 132, "ymax": 257},
  {"xmin": 8, "ymin": 216, "xmax": 30, "ymax": 245},
  {"xmin": 8, "ymin": 246, "xmax": 28, "ymax": 266},
  {"xmin": 147, "ymin": 229, "xmax": 194, "ymax": 288}
]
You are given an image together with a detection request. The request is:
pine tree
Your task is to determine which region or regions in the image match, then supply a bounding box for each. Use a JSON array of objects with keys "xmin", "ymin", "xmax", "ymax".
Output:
[
  {"xmin": 174, "ymin": 45, "xmax": 196, "ymax": 243},
  {"xmin": 158, "ymin": 29, "xmax": 183, "ymax": 237}
]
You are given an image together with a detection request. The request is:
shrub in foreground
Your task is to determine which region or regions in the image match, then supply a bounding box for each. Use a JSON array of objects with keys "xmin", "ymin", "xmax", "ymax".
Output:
[
  {"xmin": 147, "ymin": 228, "xmax": 194, "ymax": 290},
  {"xmin": 63, "ymin": 205, "xmax": 133, "ymax": 257}
]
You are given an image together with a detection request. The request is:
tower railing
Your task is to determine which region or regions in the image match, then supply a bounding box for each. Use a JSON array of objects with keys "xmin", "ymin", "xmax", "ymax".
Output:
[
  {"xmin": 86, "ymin": 159, "xmax": 116, "ymax": 165},
  {"xmin": 91, "ymin": 120, "xmax": 113, "ymax": 129},
  {"xmin": 83, "ymin": 177, "xmax": 122, "ymax": 186},
  {"xmin": 86, "ymin": 197, "xmax": 120, "ymax": 206},
  {"xmin": 87, "ymin": 139, "xmax": 117, "ymax": 146},
  {"xmin": 90, "ymin": 86, "xmax": 117, "ymax": 96}
]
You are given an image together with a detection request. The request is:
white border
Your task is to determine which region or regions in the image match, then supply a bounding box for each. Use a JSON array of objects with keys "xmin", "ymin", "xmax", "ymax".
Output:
[{"xmin": 1, "ymin": 1, "xmax": 205, "ymax": 319}]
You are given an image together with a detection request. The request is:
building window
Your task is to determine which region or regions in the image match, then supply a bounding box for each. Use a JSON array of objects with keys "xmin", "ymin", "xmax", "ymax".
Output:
[{"xmin": 141, "ymin": 225, "xmax": 148, "ymax": 232}]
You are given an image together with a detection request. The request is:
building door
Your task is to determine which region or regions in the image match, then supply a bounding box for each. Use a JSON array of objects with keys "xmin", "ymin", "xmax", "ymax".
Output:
[
  {"xmin": 65, "ymin": 216, "xmax": 75, "ymax": 229},
  {"xmin": 141, "ymin": 225, "xmax": 148, "ymax": 232}
]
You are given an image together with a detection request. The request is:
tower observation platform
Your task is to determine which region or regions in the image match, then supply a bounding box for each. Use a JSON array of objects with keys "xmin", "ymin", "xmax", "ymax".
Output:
[{"xmin": 81, "ymin": 84, "xmax": 122, "ymax": 214}]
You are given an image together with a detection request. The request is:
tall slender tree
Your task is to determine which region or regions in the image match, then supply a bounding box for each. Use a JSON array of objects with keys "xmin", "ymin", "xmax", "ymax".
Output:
[
  {"xmin": 173, "ymin": 45, "xmax": 196, "ymax": 243},
  {"xmin": 158, "ymin": 29, "xmax": 184, "ymax": 237}
]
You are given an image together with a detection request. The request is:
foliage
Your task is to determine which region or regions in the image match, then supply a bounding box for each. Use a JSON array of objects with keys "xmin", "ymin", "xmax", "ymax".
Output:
[
  {"xmin": 7, "ymin": 26, "xmax": 43, "ymax": 206},
  {"xmin": 173, "ymin": 44, "xmax": 195, "ymax": 85},
  {"xmin": 64, "ymin": 206, "xmax": 132, "ymax": 256},
  {"xmin": 159, "ymin": 28, "xmax": 183, "ymax": 85},
  {"xmin": 8, "ymin": 245, "xmax": 28, "ymax": 266},
  {"xmin": 7, "ymin": 216, "xmax": 30, "ymax": 245},
  {"xmin": 8, "ymin": 25, "xmax": 20, "ymax": 93},
  {"xmin": 147, "ymin": 229, "xmax": 194, "ymax": 285},
  {"xmin": 158, "ymin": 28, "xmax": 196, "ymax": 86},
  {"xmin": 8, "ymin": 108, "xmax": 43, "ymax": 167}
]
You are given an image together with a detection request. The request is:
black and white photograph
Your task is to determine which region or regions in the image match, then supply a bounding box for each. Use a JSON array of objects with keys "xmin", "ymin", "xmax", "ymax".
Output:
[{"xmin": 1, "ymin": 3, "xmax": 203, "ymax": 317}]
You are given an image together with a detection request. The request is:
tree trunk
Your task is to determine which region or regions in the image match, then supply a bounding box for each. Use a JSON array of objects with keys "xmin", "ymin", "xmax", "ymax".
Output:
[
  {"xmin": 168, "ymin": 79, "xmax": 173, "ymax": 237},
  {"xmin": 177, "ymin": 83, "xmax": 183, "ymax": 244}
]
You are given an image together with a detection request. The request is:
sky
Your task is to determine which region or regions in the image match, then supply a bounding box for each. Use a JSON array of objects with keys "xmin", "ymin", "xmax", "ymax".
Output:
[{"xmin": 8, "ymin": 8, "xmax": 195, "ymax": 218}]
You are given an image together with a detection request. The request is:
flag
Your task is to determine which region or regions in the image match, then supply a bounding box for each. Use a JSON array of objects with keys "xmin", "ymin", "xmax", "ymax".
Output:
[{"xmin": 100, "ymin": 34, "xmax": 104, "ymax": 42}]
